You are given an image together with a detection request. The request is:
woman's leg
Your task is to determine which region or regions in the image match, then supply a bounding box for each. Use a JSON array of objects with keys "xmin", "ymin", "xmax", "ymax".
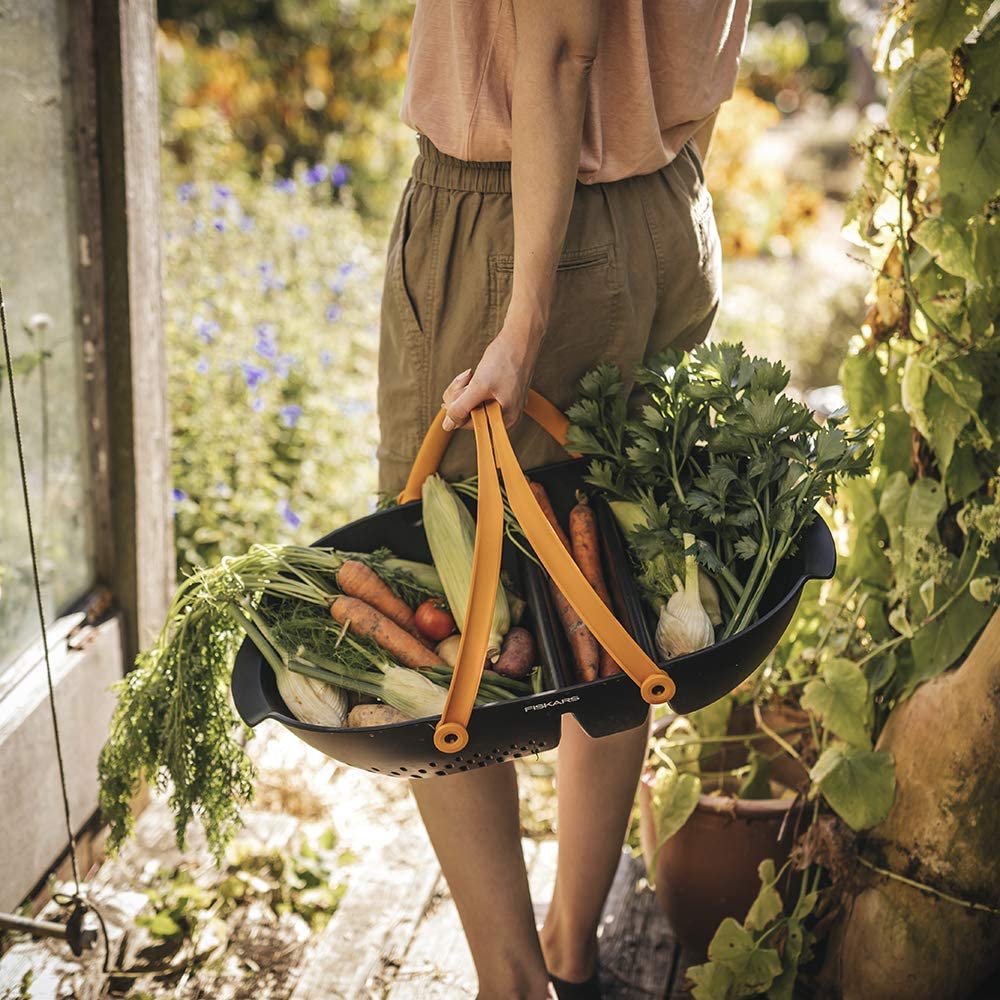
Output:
[
  {"xmin": 539, "ymin": 714, "xmax": 649, "ymax": 982},
  {"xmin": 411, "ymin": 762, "xmax": 552, "ymax": 1000}
]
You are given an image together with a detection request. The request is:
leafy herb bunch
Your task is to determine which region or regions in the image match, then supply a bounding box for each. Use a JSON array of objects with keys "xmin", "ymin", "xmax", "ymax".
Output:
[{"xmin": 566, "ymin": 342, "xmax": 873, "ymax": 637}]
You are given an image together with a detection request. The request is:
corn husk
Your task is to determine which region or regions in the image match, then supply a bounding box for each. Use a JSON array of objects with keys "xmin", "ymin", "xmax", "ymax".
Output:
[{"xmin": 422, "ymin": 474, "xmax": 510, "ymax": 659}]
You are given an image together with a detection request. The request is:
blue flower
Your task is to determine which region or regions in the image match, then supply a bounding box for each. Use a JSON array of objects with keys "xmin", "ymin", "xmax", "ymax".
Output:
[
  {"xmin": 177, "ymin": 182, "xmax": 196, "ymax": 203},
  {"xmin": 213, "ymin": 218, "xmax": 226, "ymax": 233},
  {"xmin": 279, "ymin": 500, "xmax": 302, "ymax": 529},
  {"xmin": 257, "ymin": 261, "xmax": 273, "ymax": 275},
  {"xmin": 239, "ymin": 216, "xmax": 255, "ymax": 232},
  {"xmin": 304, "ymin": 164, "xmax": 328, "ymax": 186},
  {"xmin": 291, "ymin": 223, "xmax": 310, "ymax": 241},
  {"xmin": 171, "ymin": 487, "xmax": 187, "ymax": 502},
  {"xmin": 331, "ymin": 163, "xmax": 350, "ymax": 187},
  {"xmin": 242, "ymin": 362, "xmax": 268, "ymax": 389},
  {"xmin": 274, "ymin": 354, "xmax": 296, "ymax": 379},
  {"xmin": 195, "ymin": 317, "xmax": 219, "ymax": 343},
  {"xmin": 255, "ymin": 323, "xmax": 278, "ymax": 358},
  {"xmin": 338, "ymin": 262, "xmax": 354, "ymax": 277},
  {"xmin": 280, "ymin": 404, "xmax": 303, "ymax": 428},
  {"xmin": 274, "ymin": 177, "xmax": 296, "ymax": 193},
  {"xmin": 195, "ymin": 357, "xmax": 210, "ymax": 374},
  {"xmin": 213, "ymin": 183, "xmax": 232, "ymax": 200},
  {"xmin": 251, "ymin": 396, "xmax": 265, "ymax": 413},
  {"xmin": 325, "ymin": 303, "xmax": 342, "ymax": 323},
  {"xmin": 319, "ymin": 349, "xmax": 334, "ymax": 366}
]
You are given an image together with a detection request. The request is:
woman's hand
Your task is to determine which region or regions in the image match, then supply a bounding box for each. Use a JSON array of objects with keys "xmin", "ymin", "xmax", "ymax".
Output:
[{"xmin": 441, "ymin": 312, "xmax": 543, "ymax": 431}]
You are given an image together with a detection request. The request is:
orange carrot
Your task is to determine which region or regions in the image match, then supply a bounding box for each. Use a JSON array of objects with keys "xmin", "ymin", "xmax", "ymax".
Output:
[
  {"xmin": 336, "ymin": 559, "xmax": 425, "ymax": 641},
  {"xmin": 529, "ymin": 480, "xmax": 601, "ymax": 682},
  {"xmin": 570, "ymin": 493, "xmax": 621, "ymax": 677},
  {"xmin": 529, "ymin": 480, "xmax": 572, "ymax": 551},
  {"xmin": 330, "ymin": 596, "xmax": 446, "ymax": 671}
]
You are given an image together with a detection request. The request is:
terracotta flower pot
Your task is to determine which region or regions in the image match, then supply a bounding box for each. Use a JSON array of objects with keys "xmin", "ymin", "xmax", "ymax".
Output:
[
  {"xmin": 650, "ymin": 785, "xmax": 803, "ymax": 956},
  {"xmin": 641, "ymin": 704, "xmax": 808, "ymax": 956}
]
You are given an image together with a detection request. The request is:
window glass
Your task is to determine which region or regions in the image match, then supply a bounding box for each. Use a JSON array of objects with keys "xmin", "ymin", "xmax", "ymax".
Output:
[{"xmin": 0, "ymin": 0, "xmax": 94, "ymax": 675}]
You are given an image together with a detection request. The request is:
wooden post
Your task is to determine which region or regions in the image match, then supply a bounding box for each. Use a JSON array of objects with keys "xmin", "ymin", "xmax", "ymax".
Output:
[{"xmin": 92, "ymin": 0, "xmax": 174, "ymax": 664}]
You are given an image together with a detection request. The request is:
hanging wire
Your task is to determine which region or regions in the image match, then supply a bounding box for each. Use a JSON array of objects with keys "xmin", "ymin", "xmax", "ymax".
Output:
[{"xmin": 0, "ymin": 283, "xmax": 82, "ymax": 896}]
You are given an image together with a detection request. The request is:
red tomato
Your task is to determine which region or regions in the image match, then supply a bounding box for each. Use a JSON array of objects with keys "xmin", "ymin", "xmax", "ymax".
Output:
[{"xmin": 415, "ymin": 599, "xmax": 456, "ymax": 641}]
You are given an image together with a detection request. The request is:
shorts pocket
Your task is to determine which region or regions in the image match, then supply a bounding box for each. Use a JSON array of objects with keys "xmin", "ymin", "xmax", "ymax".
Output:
[{"xmin": 487, "ymin": 242, "xmax": 623, "ymax": 410}]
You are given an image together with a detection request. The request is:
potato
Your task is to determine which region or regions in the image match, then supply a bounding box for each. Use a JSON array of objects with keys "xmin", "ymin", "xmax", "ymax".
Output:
[
  {"xmin": 492, "ymin": 627, "xmax": 535, "ymax": 679},
  {"xmin": 347, "ymin": 703, "xmax": 409, "ymax": 727}
]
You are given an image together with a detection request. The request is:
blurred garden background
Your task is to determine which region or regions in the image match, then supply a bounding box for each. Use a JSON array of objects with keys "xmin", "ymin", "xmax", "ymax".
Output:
[{"xmin": 159, "ymin": 0, "xmax": 883, "ymax": 575}]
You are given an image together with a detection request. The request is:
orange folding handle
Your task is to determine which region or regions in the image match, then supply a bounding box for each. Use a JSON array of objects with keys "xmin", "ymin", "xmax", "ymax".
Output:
[{"xmin": 400, "ymin": 392, "xmax": 675, "ymax": 754}]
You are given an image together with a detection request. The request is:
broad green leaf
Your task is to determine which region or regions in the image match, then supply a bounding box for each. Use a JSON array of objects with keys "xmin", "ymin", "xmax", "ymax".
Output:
[
  {"xmin": 906, "ymin": 569, "xmax": 993, "ymax": 695},
  {"xmin": 689, "ymin": 695, "xmax": 734, "ymax": 759},
  {"xmin": 707, "ymin": 918, "xmax": 783, "ymax": 994},
  {"xmin": 922, "ymin": 379, "xmax": 972, "ymax": 473},
  {"xmin": 913, "ymin": 215, "xmax": 978, "ymax": 284},
  {"xmin": 738, "ymin": 749, "xmax": 773, "ymax": 800},
  {"xmin": 649, "ymin": 770, "xmax": 702, "ymax": 849},
  {"xmin": 801, "ymin": 658, "xmax": 872, "ymax": 748},
  {"xmin": 939, "ymin": 85, "xmax": 1000, "ymax": 220},
  {"xmin": 887, "ymin": 48, "xmax": 953, "ymax": 151},
  {"xmin": 905, "ymin": 476, "xmax": 946, "ymax": 539},
  {"xmin": 901, "ymin": 355, "xmax": 932, "ymax": 439},
  {"xmin": 946, "ymin": 443, "xmax": 982, "ymax": 501},
  {"xmin": 878, "ymin": 471, "xmax": 911, "ymax": 550},
  {"xmin": 912, "ymin": 0, "xmax": 987, "ymax": 54},
  {"xmin": 745, "ymin": 859, "xmax": 785, "ymax": 931},
  {"xmin": 810, "ymin": 747, "xmax": 896, "ymax": 831},
  {"xmin": 878, "ymin": 408, "xmax": 914, "ymax": 478},
  {"xmin": 840, "ymin": 350, "xmax": 884, "ymax": 423},
  {"xmin": 688, "ymin": 959, "xmax": 736, "ymax": 1000}
]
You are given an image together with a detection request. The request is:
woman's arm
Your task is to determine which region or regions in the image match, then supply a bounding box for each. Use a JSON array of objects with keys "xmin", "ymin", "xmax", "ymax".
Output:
[{"xmin": 442, "ymin": 0, "xmax": 601, "ymax": 431}]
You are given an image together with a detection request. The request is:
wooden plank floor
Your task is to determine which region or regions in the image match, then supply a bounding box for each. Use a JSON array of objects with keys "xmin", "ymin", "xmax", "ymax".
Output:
[{"xmin": 296, "ymin": 835, "xmax": 689, "ymax": 998}]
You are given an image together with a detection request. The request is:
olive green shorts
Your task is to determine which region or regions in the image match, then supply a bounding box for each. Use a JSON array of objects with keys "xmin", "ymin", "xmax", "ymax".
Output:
[{"xmin": 377, "ymin": 134, "xmax": 722, "ymax": 496}]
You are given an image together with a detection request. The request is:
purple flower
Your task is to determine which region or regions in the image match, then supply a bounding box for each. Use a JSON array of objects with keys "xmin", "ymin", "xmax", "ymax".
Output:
[
  {"xmin": 213, "ymin": 218, "xmax": 226, "ymax": 233},
  {"xmin": 338, "ymin": 262, "xmax": 354, "ymax": 277},
  {"xmin": 319, "ymin": 349, "xmax": 334, "ymax": 366},
  {"xmin": 279, "ymin": 499, "xmax": 301, "ymax": 529},
  {"xmin": 304, "ymin": 164, "xmax": 328, "ymax": 186},
  {"xmin": 171, "ymin": 487, "xmax": 187, "ymax": 502},
  {"xmin": 177, "ymin": 182, "xmax": 196, "ymax": 203},
  {"xmin": 257, "ymin": 261, "xmax": 273, "ymax": 275},
  {"xmin": 213, "ymin": 183, "xmax": 232, "ymax": 200},
  {"xmin": 251, "ymin": 396, "xmax": 265, "ymax": 413},
  {"xmin": 331, "ymin": 163, "xmax": 350, "ymax": 187},
  {"xmin": 274, "ymin": 354, "xmax": 296, "ymax": 379},
  {"xmin": 291, "ymin": 223, "xmax": 310, "ymax": 241},
  {"xmin": 195, "ymin": 357, "xmax": 210, "ymax": 374},
  {"xmin": 255, "ymin": 323, "xmax": 277, "ymax": 358},
  {"xmin": 280, "ymin": 404, "xmax": 303, "ymax": 428},
  {"xmin": 274, "ymin": 177, "xmax": 296, "ymax": 193},
  {"xmin": 195, "ymin": 317, "xmax": 220, "ymax": 343},
  {"xmin": 242, "ymin": 362, "xmax": 268, "ymax": 389},
  {"xmin": 239, "ymin": 216, "xmax": 255, "ymax": 232},
  {"xmin": 325, "ymin": 303, "xmax": 342, "ymax": 323}
]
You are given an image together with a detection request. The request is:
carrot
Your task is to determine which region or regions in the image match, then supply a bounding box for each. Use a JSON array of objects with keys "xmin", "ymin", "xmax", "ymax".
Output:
[
  {"xmin": 336, "ymin": 560, "xmax": 425, "ymax": 641},
  {"xmin": 529, "ymin": 480, "xmax": 600, "ymax": 682},
  {"xmin": 330, "ymin": 596, "xmax": 446, "ymax": 671},
  {"xmin": 529, "ymin": 481, "xmax": 572, "ymax": 551},
  {"xmin": 570, "ymin": 493, "xmax": 621, "ymax": 677}
]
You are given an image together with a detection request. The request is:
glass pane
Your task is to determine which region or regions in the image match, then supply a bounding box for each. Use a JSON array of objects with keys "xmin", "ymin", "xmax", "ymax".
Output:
[{"xmin": 0, "ymin": 0, "xmax": 94, "ymax": 674}]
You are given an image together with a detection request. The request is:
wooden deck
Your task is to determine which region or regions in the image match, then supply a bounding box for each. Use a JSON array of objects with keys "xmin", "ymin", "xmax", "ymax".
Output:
[{"xmin": 0, "ymin": 731, "xmax": 691, "ymax": 999}]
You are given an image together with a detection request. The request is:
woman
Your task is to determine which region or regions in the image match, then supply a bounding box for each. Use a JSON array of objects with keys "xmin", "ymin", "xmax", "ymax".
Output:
[{"xmin": 377, "ymin": 2, "xmax": 750, "ymax": 997}]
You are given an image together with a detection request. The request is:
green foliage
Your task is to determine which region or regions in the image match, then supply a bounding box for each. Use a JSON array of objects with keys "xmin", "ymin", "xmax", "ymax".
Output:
[
  {"xmin": 809, "ymin": 746, "xmax": 896, "ymax": 831},
  {"xmin": 800, "ymin": 657, "xmax": 871, "ymax": 748},
  {"xmin": 567, "ymin": 342, "xmax": 872, "ymax": 635},
  {"xmin": 162, "ymin": 164, "xmax": 380, "ymax": 574},
  {"xmin": 158, "ymin": 0, "xmax": 415, "ymax": 222},
  {"xmin": 687, "ymin": 860, "xmax": 817, "ymax": 1000},
  {"xmin": 641, "ymin": 768, "xmax": 702, "ymax": 883}
]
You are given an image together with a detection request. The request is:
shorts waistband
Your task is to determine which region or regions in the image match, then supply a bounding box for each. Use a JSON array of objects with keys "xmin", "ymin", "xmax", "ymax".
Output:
[{"xmin": 413, "ymin": 134, "xmax": 513, "ymax": 193}]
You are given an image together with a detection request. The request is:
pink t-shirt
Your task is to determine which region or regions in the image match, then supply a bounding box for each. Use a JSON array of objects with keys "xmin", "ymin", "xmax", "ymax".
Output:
[{"xmin": 400, "ymin": 0, "xmax": 752, "ymax": 185}]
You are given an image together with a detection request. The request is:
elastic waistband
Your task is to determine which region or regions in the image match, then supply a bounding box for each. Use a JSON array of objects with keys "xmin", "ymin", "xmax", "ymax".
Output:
[{"xmin": 413, "ymin": 134, "xmax": 512, "ymax": 193}]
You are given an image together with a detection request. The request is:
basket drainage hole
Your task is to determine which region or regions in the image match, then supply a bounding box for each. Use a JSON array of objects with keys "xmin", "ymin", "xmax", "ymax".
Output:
[
  {"xmin": 398, "ymin": 766, "xmax": 408, "ymax": 772},
  {"xmin": 369, "ymin": 767, "xmax": 380, "ymax": 773}
]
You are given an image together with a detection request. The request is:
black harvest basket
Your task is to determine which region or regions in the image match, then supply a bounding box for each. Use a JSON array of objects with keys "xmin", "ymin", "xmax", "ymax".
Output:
[{"xmin": 231, "ymin": 395, "xmax": 836, "ymax": 777}]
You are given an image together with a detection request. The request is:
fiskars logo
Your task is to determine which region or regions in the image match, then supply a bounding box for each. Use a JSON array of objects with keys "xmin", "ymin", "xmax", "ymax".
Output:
[{"xmin": 524, "ymin": 695, "xmax": 580, "ymax": 712}]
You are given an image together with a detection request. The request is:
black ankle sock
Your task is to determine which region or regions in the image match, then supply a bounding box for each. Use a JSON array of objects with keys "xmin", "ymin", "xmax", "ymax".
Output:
[{"xmin": 548, "ymin": 970, "xmax": 602, "ymax": 1000}]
